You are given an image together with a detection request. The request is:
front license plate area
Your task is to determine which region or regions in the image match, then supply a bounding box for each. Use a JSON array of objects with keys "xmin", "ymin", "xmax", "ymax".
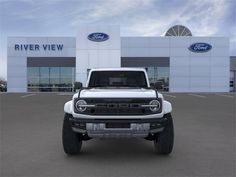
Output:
[{"xmin": 106, "ymin": 123, "xmax": 130, "ymax": 129}]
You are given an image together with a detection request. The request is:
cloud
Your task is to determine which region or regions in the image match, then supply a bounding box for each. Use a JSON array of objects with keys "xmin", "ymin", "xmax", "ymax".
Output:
[
  {"xmin": 70, "ymin": 0, "xmax": 154, "ymax": 26},
  {"xmin": 121, "ymin": 0, "xmax": 231, "ymax": 36},
  {"xmin": 87, "ymin": 0, "xmax": 150, "ymax": 18},
  {"xmin": 68, "ymin": 0, "xmax": 232, "ymax": 38},
  {"xmin": 181, "ymin": 0, "xmax": 230, "ymax": 36}
]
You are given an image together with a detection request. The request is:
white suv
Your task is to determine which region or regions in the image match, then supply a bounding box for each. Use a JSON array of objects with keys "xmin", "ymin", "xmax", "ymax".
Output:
[{"xmin": 63, "ymin": 68, "xmax": 174, "ymax": 155}]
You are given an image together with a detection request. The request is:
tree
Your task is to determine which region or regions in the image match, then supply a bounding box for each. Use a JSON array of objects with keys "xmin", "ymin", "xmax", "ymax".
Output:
[{"xmin": 0, "ymin": 77, "xmax": 6, "ymax": 85}]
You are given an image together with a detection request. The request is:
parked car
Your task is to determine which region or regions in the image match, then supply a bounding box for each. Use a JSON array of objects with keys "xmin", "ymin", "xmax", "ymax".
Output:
[{"xmin": 0, "ymin": 83, "xmax": 7, "ymax": 92}]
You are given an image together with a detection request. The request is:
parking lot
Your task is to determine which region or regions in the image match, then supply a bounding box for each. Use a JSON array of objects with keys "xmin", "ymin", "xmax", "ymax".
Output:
[{"xmin": 0, "ymin": 92, "xmax": 235, "ymax": 177}]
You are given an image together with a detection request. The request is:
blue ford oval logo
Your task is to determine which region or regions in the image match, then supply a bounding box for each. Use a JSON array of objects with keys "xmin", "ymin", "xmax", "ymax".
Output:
[
  {"xmin": 189, "ymin": 42, "xmax": 212, "ymax": 53},
  {"xmin": 87, "ymin": 32, "xmax": 109, "ymax": 42}
]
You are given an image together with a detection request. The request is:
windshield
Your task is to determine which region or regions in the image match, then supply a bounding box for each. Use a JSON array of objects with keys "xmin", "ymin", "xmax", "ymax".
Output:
[{"xmin": 88, "ymin": 71, "xmax": 148, "ymax": 88}]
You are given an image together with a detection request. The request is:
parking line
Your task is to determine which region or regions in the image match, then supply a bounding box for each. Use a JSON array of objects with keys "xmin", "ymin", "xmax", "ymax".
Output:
[
  {"xmin": 57, "ymin": 93, "xmax": 74, "ymax": 96},
  {"xmin": 188, "ymin": 93, "xmax": 206, "ymax": 98},
  {"xmin": 215, "ymin": 94, "xmax": 234, "ymax": 98},
  {"xmin": 162, "ymin": 93, "xmax": 176, "ymax": 98},
  {"xmin": 21, "ymin": 93, "xmax": 36, "ymax": 98}
]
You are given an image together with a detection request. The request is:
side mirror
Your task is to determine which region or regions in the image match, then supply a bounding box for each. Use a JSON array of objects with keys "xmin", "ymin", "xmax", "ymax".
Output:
[
  {"xmin": 74, "ymin": 82, "xmax": 83, "ymax": 90},
  {"xmin": 154, "ymin": 81, "xmax": 163, "ymax": 90}
]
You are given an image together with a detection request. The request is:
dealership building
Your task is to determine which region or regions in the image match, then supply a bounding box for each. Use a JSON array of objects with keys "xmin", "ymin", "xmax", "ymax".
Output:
[{"xmin": 7, "ymin": 25, "xmax": 236, "ymax": 92}]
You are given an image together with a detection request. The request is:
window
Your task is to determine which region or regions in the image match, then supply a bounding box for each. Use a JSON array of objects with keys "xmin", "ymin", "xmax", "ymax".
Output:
[
  {"xmin": 88, "ymin": 71, "xmax": 147, "ymax": 88},
  {"xmin": 146, "ymin": 67, "xmax": 169, "ymax": 91},
  {"xmin": 27, "ymin": 67, "xmax": 39, "ymax": 88},
  {"xmin": 27, "ymin": 67, "xmax": 75, "ymax": 92}
]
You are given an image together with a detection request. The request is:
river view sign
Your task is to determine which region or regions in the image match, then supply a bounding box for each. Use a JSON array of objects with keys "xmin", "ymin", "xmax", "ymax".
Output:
[{"xmin": 14, "ymin": 44, "xmax": 64, "ymax": 51}]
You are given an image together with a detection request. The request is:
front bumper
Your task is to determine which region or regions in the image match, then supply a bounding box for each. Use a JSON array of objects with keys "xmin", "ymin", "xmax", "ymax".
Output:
[{"xmin": 69, "ymin": 116, "xmax": 168, "ymax": 138}]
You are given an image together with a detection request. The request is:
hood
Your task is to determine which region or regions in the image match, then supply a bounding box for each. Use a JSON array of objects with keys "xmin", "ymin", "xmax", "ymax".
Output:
[{"xmin": 77, "ymin": 88, "xmax": 157, "ymax": 98}]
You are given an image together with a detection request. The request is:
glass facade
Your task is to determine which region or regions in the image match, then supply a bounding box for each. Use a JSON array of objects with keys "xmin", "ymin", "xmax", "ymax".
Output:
[
  {"xmin": 146, "ymin": 67, "xmax": 169, "ymax": 91},
  {"xmin": 27, "ymin": 66, "xmax": 169, "ymax": 92},
  {"xmin": 27, "ymin": 67, "xmax": 75, "ymax": 92}
]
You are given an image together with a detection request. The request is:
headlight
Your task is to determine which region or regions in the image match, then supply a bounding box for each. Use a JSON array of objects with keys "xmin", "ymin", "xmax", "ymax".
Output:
[
  {"xmin": 149, "ymin": 100, "xmax": 161, "ymax": 112},
  {"xmin": 75, "ymin": 100, "xmax": 87, "ymax": 112}
]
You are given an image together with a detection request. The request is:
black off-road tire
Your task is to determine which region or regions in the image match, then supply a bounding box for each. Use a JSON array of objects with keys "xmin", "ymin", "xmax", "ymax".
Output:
[
  {"xmin": 154, "ymin": 113, "xmax": 174, "ymax": 155},
  {"xmin": 62, "ymin": 113, "xmax": 82, "ymax": 155}
]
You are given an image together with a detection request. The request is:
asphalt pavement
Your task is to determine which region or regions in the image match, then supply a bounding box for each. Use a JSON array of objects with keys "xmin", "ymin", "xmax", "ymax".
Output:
[{"xmin": 0, "ymin": 92, "xmax": 235, "ymax": 177}]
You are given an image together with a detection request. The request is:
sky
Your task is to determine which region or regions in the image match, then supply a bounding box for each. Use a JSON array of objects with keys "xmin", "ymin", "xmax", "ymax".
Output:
[{"xmin": 0, "ymin": 0, "xmax": 235, "ymax": 80}]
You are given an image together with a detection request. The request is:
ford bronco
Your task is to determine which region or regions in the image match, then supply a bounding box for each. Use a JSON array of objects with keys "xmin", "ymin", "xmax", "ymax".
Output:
[{"xmin": 63, "ymin": 68, "xmax": 174, "ymax": 155}]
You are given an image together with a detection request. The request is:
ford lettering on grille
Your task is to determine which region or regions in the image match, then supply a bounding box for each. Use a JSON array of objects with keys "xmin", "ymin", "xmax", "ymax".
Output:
[{"xmin": 96, "ymin": 103, "xmax": 140, "ymax": 108}]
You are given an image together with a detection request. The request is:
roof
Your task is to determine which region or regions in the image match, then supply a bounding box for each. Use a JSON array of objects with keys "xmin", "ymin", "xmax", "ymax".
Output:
[{"xmin": 89, "ymin": 67, "xmax": 146, "ymax": 72}]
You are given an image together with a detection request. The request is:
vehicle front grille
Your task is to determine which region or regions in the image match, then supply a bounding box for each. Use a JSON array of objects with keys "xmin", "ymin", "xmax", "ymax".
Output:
[{"xmin": 74, "ymin": 98, "xmax": 162, "ymax": 115}]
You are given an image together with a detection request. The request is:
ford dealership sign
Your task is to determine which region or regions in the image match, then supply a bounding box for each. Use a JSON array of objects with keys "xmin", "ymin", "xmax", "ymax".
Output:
[
  {"xmin": 88, "ymin": 32, "xmax": 109, "ymax": 42},
  {"xmin": 189, "ymin": 42, "xmax": 212, "ymax": 53}
]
